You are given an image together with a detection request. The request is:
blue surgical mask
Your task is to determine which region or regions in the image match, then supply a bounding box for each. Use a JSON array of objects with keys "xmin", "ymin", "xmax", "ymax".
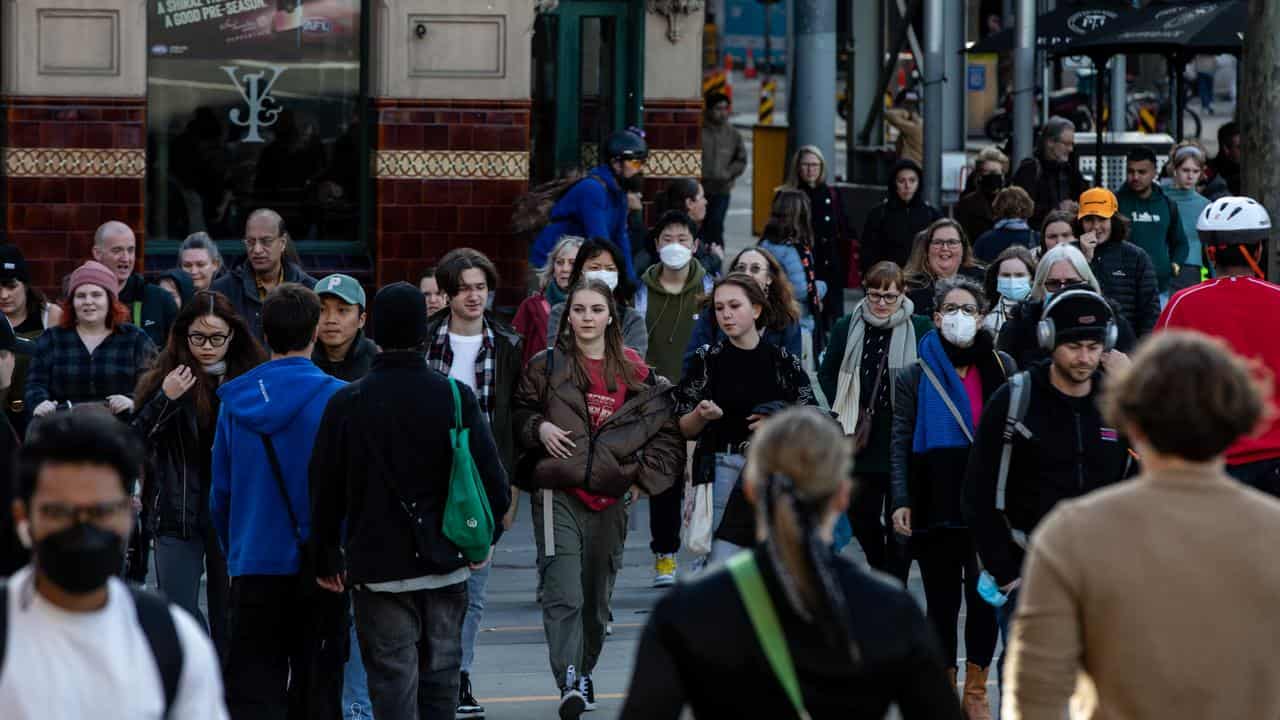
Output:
[
  {"xmin": 997, "ymin": 276, "xmax": 1032, "ymax": 302},
  {"xmin": 977, "ymin": 571, "xmax": 1008, "ymax": 607}
]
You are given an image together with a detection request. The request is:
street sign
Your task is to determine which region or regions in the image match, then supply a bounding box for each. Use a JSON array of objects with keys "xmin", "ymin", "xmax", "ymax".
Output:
[{"xmin": 967, "ymin": 65, "xmax": 986, "ymax": 92}]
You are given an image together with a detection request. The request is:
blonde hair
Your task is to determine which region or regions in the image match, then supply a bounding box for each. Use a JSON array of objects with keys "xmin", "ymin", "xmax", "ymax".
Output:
[
  {"xmin": 746, "ymin": 407, "xmax": 856, "ymax": 657},
  {"xmin": 786, "ymin": 145, "xmax": 827, "ymax": 187},
  {"xmin": 537, "ymin": 235, "xmax": 583, "ymax": 290},
  {"xmin": 975, "ymin": 145, "xmax": 1010, "ymax": 175}
]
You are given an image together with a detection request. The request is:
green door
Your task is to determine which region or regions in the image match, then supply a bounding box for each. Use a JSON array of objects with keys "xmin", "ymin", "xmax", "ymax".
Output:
[{"xmin": 532, "ymin": 1, "xmax": 645, "ymax": 183}]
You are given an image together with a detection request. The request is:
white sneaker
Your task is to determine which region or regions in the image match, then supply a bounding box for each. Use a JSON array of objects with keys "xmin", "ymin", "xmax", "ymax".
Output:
[
  {"xmin": 579, "ymin": 673, "xmax": 597, "ymax": 712},
  {"xmin": 559, "ymin": 666, "xmax": 586, "ymax": 720}
]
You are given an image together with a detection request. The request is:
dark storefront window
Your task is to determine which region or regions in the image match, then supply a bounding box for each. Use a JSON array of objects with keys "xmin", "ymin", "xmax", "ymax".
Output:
[{"xmin": 146, "ymin": 0, "xmax": 366, "ymax": 254}]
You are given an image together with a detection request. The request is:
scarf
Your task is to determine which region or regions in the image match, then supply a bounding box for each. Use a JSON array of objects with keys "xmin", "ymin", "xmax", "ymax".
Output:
[
  {"xmin": 912, "ymin": 330, "xmax": 976, "ymax": 453},
  {"xmin": 992, "ymin": 218, "xmax": 1031, "ymax": 232},
  {"xmin": 830, "ymin": 297, "xmax": 918, "ymax": 434},
  {"xmin": 796, "ymin": 242, "xmax": 822, "ymax": 316},
  {"xmin": 545, "ymin": 281, "xmax": 568, "ymax": 307},
  {"xmin": 201, "ymin": 361, "xmax": 227, "ymax": 378}
]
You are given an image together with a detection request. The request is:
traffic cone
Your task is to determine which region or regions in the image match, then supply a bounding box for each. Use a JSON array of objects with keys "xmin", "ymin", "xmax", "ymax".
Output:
[{"xmin": 744, "ymin": 49, "xmax": 757, "ymax": 79}]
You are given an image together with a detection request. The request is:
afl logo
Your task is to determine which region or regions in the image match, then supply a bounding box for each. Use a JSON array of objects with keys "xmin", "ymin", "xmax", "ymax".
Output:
[{"xmin": 1066, "ymin": 10, "xmax": 1118, "ymax": 35}]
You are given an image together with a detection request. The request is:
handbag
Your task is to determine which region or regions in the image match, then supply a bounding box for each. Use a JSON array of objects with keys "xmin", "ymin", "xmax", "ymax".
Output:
[
  {"xmin": 727, "ymin": 551, "xmax": 812, "ymax": 720},
  {"xmin": 850, "ymin": 352, "xmax": 888, "ymax": 453},
  {"xmin": 682, "ymin": 479, "xmax": 714, "ymax": 555},
  {"xmin": 258, "ymin": 434, "xmax": 315, "ymax": 590},
  {"xmin": 441, "ymin": 378, "xmax": 496, "ymax": 563}
]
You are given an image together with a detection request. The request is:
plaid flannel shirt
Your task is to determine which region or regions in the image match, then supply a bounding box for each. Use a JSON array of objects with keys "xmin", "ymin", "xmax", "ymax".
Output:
[
  {"xmin": 25, "ymin": 325, "xmax": 157, "ymax": 408},
  {"xmin": 425, "ymin": 316, "xmax": 496, "ymax": 424}
]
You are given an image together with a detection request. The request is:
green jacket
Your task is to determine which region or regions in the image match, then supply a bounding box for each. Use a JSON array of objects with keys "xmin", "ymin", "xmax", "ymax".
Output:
[
  {"xmin": 637, "ymin": 261, "xmax": 713, "ymax": 383},
  {"xmin": 819, "ymin": 312, "xmax": 934, "ymax": 475},
  {"xmin": 1116, "ymin": 184, "xmax": 1188, "ymax": 293}
]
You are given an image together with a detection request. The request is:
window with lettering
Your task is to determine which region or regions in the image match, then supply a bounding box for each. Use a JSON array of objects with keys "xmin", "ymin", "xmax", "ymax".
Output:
[{"xmin": 147, "ymin": 0, "xmax": 364, "ymax": 249}]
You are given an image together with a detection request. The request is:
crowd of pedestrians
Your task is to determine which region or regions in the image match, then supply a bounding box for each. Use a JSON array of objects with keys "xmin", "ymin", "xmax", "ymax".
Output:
[{"xmin": 4, "ymin": 99, "xmax": 1280, "ymax": 720}]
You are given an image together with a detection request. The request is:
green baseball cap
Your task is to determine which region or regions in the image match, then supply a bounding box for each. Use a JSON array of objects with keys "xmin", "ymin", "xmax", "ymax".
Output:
[{"xmin": 316, "ymin": 274, "xmax": 366, "ymax": 308}]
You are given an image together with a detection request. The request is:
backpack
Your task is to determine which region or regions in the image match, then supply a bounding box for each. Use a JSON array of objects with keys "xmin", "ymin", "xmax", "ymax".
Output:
[
  {"xmin": 0, "ymin": 578, "xmax": 183, "ymax": 716},
  {"xmin": 441, "ymin": 378, "xmax": 496, "ymax": 563},
  {"xmin": 996, "ymin": 371, "xmax": 1035, "ymax": 549},
  {"xmin": 512, "ymin": 171, "xmax": 608, "ymax": 234}
]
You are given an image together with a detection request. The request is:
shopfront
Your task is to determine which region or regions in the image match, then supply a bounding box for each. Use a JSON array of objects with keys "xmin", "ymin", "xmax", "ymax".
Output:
[{"xmin": 2, "ymin": 0, "xmax": 703, "ymax": 303}]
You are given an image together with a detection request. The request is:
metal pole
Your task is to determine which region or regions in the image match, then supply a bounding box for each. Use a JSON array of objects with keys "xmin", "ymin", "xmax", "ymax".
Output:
[
  {"xmin": 793, "ymin": 0, "xmax": 837, "ymax": 172},
  {"xmin": 1109, "ymin": 55, "xmax": 1126, "ymax": 133},
  {"xmin": 844, "ymin": 0, "xmax": 857, "ymax": 182},
  {"xmin": 942, "ymin": 0, "xmax": 965, "ymax": 152},
  {"xmin": 1169, "ymin": 54, "xmax": 1183, "ymax": 141},
  {"xmin": 923, "ymin": 0, "xmax": 944, "ymax": 207},
  {"xmin": 1012, "ymin": 0, "xmax": 1036, "ymax": 166}
]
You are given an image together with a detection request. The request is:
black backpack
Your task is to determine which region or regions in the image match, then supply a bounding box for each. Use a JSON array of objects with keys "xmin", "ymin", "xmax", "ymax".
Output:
[{"xmin": 0, "ymin": 578, "xmax": 184, "ymax": 716}]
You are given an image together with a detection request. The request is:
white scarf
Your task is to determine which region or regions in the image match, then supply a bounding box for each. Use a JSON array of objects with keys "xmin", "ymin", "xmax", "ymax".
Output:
[{"xmin": 831, "ymin": 297, "xmax": 919, "ymax": 435}]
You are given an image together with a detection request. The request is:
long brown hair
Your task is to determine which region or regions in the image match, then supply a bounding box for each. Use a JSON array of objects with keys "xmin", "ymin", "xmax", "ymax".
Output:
[
  {"xmin": 705, "ymin": 273, "xmax": 774, "ymax": 333},
  {"xmin": 726, "ymin": 247, "xmax": 800, "ymax": 330},
  {"xmin": 904, "ymin": 217, "xmax": 979, "ymax": 285},
  {"xmin": 761, "ymin": 188, "xmax": 813, "ymax": 249},
  {"xmin": 554, "ymin": 279, "xmax": 645, "ymax": 394},
  {"xmin": 135, "ymin": 291, "xmax": 267, "ymax": 429}
]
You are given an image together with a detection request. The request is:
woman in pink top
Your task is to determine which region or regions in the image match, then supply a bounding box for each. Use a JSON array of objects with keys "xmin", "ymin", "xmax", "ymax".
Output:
[{"xmin": 889, "ymin": 276, "xmax": 1016, "ymax": 718}]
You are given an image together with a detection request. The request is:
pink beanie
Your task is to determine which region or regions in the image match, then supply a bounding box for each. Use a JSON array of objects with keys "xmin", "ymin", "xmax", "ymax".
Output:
[{"xmin": 67, "ymin": 261, "xmax": 119, "ymax": 299}]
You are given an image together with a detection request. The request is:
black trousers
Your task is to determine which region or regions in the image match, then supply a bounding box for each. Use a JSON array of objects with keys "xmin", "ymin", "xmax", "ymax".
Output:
[
  {"xmin": 648, "ymin": 481, "xmax": 684, "ymax": 555},
  {"xmin": 225, "ymin": 574, "xmax": 348, "ymax": 720},
  {"xmin": 913, "ymin": 527, "xmax": 997, "ymax": 670},
  {"xmin": 847, "ymin": 473, "xmax": 910, "ymax": 584}
]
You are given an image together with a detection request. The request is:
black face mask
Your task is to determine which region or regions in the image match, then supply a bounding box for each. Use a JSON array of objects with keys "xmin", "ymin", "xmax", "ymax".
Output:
[
  {"xmin": 36, "ymin": 522, "xmax": 125, "ymax": 595},
  {"xmin": 621, "ymin": 172, "xmax": 645, "ymax": 193},
  {"xmin": 979, "ymin": 173, "xmax": 1005, "ymax": 195}
]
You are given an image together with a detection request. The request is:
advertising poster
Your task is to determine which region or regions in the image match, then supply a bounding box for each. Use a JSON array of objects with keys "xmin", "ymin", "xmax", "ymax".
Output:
[{"xmin": 149, "ymin": 0, "xmax": 360, "ymax": 60}]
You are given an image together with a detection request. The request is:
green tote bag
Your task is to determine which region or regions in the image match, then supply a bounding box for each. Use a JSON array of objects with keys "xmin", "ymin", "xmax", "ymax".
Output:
[{"xmin": 442, "ymin": 378, "xmax": 496, "ymax": 562}]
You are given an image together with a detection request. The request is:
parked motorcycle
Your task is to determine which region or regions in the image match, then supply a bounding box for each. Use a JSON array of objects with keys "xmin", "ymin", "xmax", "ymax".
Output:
[{"xmin": 985, "ymin": 87, "xmax": 1095, "ymax": 142}]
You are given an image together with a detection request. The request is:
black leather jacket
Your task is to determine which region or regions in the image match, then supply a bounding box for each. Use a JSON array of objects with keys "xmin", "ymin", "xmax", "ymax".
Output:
[{"xmin": 132, "ymin": 389, "xmax": 212, "ymax": 539}]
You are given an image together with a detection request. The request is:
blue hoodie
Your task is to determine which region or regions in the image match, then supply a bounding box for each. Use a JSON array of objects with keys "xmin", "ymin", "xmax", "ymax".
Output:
[
  {"xmin": 531, "ymin": 165, "xmax": 635, "ymax": 278},
  {"xmin": 210, "ymin": 356, "xmax": 345, "ymax": 577}
]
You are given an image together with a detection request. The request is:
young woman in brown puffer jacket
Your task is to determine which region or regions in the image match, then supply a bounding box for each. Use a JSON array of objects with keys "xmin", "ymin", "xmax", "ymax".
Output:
[{"xmin": 512, "ymin": 277, "xmax": 685, "ymax": 718}]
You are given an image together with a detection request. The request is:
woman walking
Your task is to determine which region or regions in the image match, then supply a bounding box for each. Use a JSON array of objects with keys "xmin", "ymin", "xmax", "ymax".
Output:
[
  {"xmin": 513, "ymin": 278, "xmax": 684, "ymax": 720},
  {"xmin": 0, "ymin": 245, "xmax": 62, "ymax": 435},
  {"xmin": 514, "ymin": 234, "xmax": 582, "ymax": 367},
  {"xmin": 890, "ymin": 277, "xmax": 1012, "ymax": 719},
  {"xmin": 621, "ymin": 406, "xmax": 963, "ymax": 719},
  {"xmin": 758, "ymin": 189, "xmax": 824, "ymax": 357},
  {"xmin": 545, "ymin": 237, "xmax": 648, "ymax": 357},
  {"xmin": 677, "ymin": 274, "xmax": 816, "ymax": 565},
  {"xmin": 132, "ymin": 290, "xmax": 266, "ymax": 659},
  {"xmin": 26, "ymin": 260, "xmax": 156, "ymax": 421},
  {"xmin": 981, "ymin": 245, "xmax": 1036, "ymax": 334},
  {"xmin": 788, "ymin": 145, "xmax": 851, "ymax": 327},
  {"xmin": 904, "ymin": 218, "xmax": 986, "ymax": 316},
  {"xmin": 819, "ymin": 261, "xmax": 933, "ymax": 583}
]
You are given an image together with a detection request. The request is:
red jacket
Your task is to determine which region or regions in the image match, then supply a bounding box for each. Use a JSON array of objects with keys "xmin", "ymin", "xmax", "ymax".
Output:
[{"xmin": 1158, "ymin": 276, "xmax": 1280, "ymax": 465}]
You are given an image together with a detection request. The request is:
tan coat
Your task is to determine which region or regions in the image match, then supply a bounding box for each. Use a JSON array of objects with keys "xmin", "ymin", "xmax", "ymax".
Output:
[
  {"xmin": 701, "ymin": 120, "xmax": 748, "ymax": 195},
  {"xmin": 884, "ymin": 108, "xmax": 923, "ymax": 166},
  {"xmin": 1005, "ymin": 467, "xmax": 1280, "ymax": 719}
]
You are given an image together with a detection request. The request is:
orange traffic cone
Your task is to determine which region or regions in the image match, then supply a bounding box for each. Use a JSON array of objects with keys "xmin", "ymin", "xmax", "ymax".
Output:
[
  {"xmin": 724, "ymin": 53, "xmax": 735, "ymax": 72},
  {"xmin": 744, "ymin": 49, "xmax": 758, "ymax": 79}
]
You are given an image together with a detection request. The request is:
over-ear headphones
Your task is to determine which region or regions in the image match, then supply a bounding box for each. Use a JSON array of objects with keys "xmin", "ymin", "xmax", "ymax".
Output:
[{"xmin": 1036, "ymin": 288, "xmax": 1118, "ymax": 352}]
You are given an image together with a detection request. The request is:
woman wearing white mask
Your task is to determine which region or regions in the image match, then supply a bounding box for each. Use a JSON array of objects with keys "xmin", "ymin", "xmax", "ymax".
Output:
[
  {"xmin": 889, "ymin": 276, "xmax": 1014, "ymax": 717},
  {"xmin": 546, "ymin": 237, "xmax": 649, "ymax": 356},
  {"xmin": 981, "ymin": 245, "xmax": 1037, "ymax": 333}
]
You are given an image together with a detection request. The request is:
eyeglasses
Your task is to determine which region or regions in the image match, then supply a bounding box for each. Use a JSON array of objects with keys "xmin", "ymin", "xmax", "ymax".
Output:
[
  {"xmin": 930, "ymin": 238, "xmax": 962, "ymax": 248},
  {"xmin": 1043, "ymin": 279, "xmax": 1088, "ymax": 293},
  {"xmin": 940, "ymin": 303, "xmax": 980, "ymax": 317},
  {"xmin": 866, "ymin": 291, "xmax": 901, "ymax": 305},
  {"xmin": 37, "ymin": 498, "xmax": 132, "ymax": 529},
  {"xmin": 188, "ymin": 333, "xmax": 230, "ymax": 348}
]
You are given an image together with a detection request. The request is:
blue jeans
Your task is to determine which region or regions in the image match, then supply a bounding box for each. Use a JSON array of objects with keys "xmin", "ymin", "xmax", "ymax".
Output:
[
  {"xmin": 1197, "ymin": 71, "xmax": 1215, "ymax": 110},
  {"xmin": 342, "ymin": 611, "xmax": 374, "ymax": 719},
  {"xmin": 460, "ymin": 564, "xmax": 490, "ymax": 674}
]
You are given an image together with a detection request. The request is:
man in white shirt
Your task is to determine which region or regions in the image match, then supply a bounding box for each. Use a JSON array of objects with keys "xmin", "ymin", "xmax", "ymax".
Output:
[
  {"xmin": 0, "ymin": 409, "xmax": 226, "ymax": 720},
  {"xmin": 423, "ymin": 247, "xmax": 522, "ymax": 717}
]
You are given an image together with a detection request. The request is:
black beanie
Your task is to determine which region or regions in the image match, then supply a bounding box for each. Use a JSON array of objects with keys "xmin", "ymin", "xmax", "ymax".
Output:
[
  {"xmin": 1044, "ymin": 290, "xmax": 1113, "ymax": 347},
  {"xmin": 373, "ymin": 282, "xmax": 427, "ymax": 350}
]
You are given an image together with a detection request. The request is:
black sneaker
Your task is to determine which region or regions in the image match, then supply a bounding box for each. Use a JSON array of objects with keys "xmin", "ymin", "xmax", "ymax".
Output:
[
  {"xmin": 579, "ymin": 673, "xmax": 597, "ymax": 712},
  {"xmin": 457, "ymin": 671, "xmax": 484, "ymax": 717},
  {"xmin": 559, "ymin": 666, "xmax": 586, "ymax": 720}
]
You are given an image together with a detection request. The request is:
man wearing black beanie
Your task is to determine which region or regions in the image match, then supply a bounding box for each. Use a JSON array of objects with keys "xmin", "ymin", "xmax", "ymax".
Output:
[
  {"xmin": 309, "ymin": 281, "xmax": 511, "ymax": 720},
  {"xmin": 964, "ymin": 289, "xmax": 1136, "ymax": 669}
]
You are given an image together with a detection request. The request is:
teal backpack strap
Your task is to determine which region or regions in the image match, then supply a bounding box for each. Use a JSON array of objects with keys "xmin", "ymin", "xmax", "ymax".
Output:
[{"xmin": 726, "ymin": 552, "xmax": 811, "ymax": 720}]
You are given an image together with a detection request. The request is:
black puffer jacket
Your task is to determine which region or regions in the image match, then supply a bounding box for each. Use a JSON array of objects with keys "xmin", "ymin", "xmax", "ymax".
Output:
[
  {"xmin": 620, "ymin": 546, "xmax": 964, "ymax": 720},
  {"xmin": 132, "ymin": 389, "xmax": 212, "ymax": 539},
  {"xmin": 1089, "ymin": 238, "xmax": 1160, "ymax": 337},
  {"xmin": 860, "ymin": 159, "xmax": 942, "ymax": 274},
  {"xmin": 890, "ymin": 338, "xmax": 1015, "ymax": 529},
  {"xmin": 963, "ymin": 361, "xmax": 1135, "ymax": 586},
  {"xmin": 996, "ymin": 298, "xmax": 1137, "ymax": 370}
]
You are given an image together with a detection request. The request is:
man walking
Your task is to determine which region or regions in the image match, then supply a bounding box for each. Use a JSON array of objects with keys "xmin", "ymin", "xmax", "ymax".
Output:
[
  {"xmin": 0, "ymin": 410, "xmax": 227, "ymax": 720},
  {"xmin": 212, "ymin": 208, "xmax": 317, "ymax": 342},
  {"xmin": 1011, "ymin": 117, "xmax": 1087, "ymax": 228},
  {"xmin": 312, "ymin": 274, "xmax": 377, "ymax": 382},
  {"xmin": 1157, "ymin": 196, "xmax": 1280, "ymax": 495},
  {"xmin": 424, "ymin": 247, "xmax": 521, "ymax": 718},
  {"xmin": 92, "ymin": 220, "xmax": 177, "ymax": 347},
  {"xmin": 1116, "ymin": 147, "xmax": 1188, "ymax": 305},
  {"xmin": 964, "ymin": 290, "xmax": 1135, "ymax": 634},
  {"xmin": 700, "ymin": 92, "xmax": 747, "ymax": 250},
  {"xmin": 211, "ymin": 284, "xmax": 347, "ymax": 720},
  {"xmin": 311, "ymin": 282, "xmax": 510, "ymax": 720}
]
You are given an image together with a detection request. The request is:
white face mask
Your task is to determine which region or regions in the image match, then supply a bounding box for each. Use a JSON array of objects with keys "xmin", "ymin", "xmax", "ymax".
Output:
[
  {"xmin": 659, "ymin": 243, "xmax": 693, "ymax": 270},
  {"xmin": 940, "ymin": 311, "xmax": 978, "ymax": 347},
  {"xmin": 584, "ymin": 270, "xmax": 619, "ymax": 291}
]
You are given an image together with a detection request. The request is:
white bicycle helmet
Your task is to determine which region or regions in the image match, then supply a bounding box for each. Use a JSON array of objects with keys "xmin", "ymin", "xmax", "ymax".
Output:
[{"xmin": 1198, "ymin": 196, "xmax": 1272, "ymax": 245}]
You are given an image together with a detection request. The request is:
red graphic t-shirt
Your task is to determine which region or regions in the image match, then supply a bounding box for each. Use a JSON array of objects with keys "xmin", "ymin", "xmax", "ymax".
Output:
[{"xmin": 571, "ymin": 348, "xmax": 649, "ymax": 511}]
